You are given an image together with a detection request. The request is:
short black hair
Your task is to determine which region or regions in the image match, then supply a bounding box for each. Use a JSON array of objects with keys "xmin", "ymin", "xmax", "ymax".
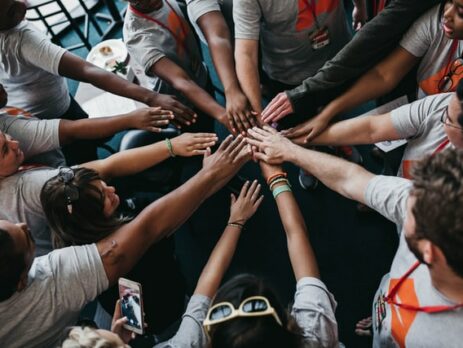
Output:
[
  {"xmin": 0, "ymin": 228, "xmax": 26, "ymax": 301},
  {"xmin": 456, "ymin": 78, "xmax": 463, "ymax": 128}
]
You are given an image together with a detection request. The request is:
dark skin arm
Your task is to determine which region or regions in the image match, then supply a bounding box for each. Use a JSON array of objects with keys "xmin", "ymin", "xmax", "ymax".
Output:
[
  {"xmin": 149, "ymin": 57, "xmax": 230, "ymax": 130},
  {"xmin": 58, "ymin": 107, "xmax": 173, "ymax": 145},
  {"xmin": 197, "ymin": 11, "xmax": 255, "ymax": 135},
  {"xmin": 58, "ymin": 52, "xmax": 196, "ymax": 126},
  {"xmin": 97, "ymin": 136, "xmax": 251, "ymax": 284}
]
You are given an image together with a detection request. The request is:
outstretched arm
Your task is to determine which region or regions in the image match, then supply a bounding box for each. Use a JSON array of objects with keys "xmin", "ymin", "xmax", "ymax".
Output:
[
  {"xmin": 58, "ymin": 52, "xmax": 196, "ymax": 125},
  {"xmin": 97, "ymin": 136, "xmax": 251, "ymax": 285},
  {"xmin": 149, "ymin": 57, "xmax": 229, "ymax": 129},
  {"xmin": 82, "ymin": 132, "xmax": 218, "ymax": 179},
  {"xmin": 195, "ymin": 180, "xmax": 263, "ymax": 298},
  {"xmin": 197, "ymin": 11, "xmax": 255, "ymax": 135},
  {"xmin": 247, "ymin": 126, "xmax": 374, "ymax": 204},
  {"xmin": 260, "ymin": 162, "xmax": 319, "ymax": 280},
  {"xmin": 58, "ymin": 107, "xmax": 173, "ymax": 145}
]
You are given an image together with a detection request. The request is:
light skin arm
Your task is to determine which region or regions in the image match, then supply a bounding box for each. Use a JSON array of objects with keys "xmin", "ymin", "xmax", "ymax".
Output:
[
  {"xmin": 58, "ymin": 107, "xmax": 173, "ymax": 145},
  {"xmin": 283, "ymin": 47, "xmax": 419, "ymax": 141},
  {"xmin": 308, "ymin": 112, "xmax": 400, "ymax": 146},
  {"xmin": 247, "ymin": 126, "xmax": 374, "ymax": 203},
  {"xmin": 197, "ymin": 11, "xmax": 255, "ymax": 134},
  {"xmin": 235, "ymin": 39, "xmax": 262, "ymax": 113},
  {"xmin": 260, "ymin": 163, "xmax": 319, "ymax": 280},
  {"xmin": 149, "ymin": 57, "xmax": 228, "ymax": 128},
  {"xmin": 58, "ymin": 52, "xmax": 196, "ymax": 125},
  {"xmin": 81, "ymin": 132, "xmax": 219, "ymax": 180},
  {"xmin": 97, "ymin": 136, "xmax": 251, "ymax": 285},
  {"xmin": 195, "ymin": 180, "xmax": 263, "ymax": 298}
]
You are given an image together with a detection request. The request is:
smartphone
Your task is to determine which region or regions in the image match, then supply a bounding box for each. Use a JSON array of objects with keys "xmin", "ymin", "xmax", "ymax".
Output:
[{"xmin": 118, "ymin": 278, "xmax": 144, "ymax": 335}]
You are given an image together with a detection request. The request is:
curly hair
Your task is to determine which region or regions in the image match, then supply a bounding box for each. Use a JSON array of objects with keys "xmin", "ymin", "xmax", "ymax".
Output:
[
  {"xmin": 411, "ymin": 148, "xmax": 463, "ymax": 277},
  {"xmin": 61, "ymin": 327, "xmax": 125, "ymax": 348}
]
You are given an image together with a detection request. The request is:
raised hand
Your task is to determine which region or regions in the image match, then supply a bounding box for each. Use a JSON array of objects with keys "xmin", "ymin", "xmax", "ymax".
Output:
[
  {"xmin": 111, "ymin": 300, "xmax": 136, "ymax": 344},
  {"xmin": 203, "ymin": 135, "xmax": 251, "ymax": 179},
  {"xmin": 229, "ymin": 180, "xmax": 264, "ymax": 223},
  {"xmin": 281, "ymin": 113, "xmax": 330, "ymax": 143},
  {"xmin": 225, "ymin": 90, "xmax": 257, "ymax": 135},
  {"xmin": 147, "ymin": 93, "xmax": 197, "ymax": 128},
  {"xmin": 261, "ymin": 92, "xmax": 294, "ymax": 124},
  {"xmin": 171, "ymin": 133, "xmax": 218, "ymax": 156},
  {"xmin": 246, "ymin": 126, "xmax": 293, "ymax": 164},
  {"xmin": 128, "ymin": 107, "xmax": 174, "ymax": 132}
]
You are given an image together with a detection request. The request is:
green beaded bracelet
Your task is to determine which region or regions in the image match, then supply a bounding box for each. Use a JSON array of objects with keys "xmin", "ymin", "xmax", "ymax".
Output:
[
  {"xmin": 269, "ymin": 178, "xmax": 291, "ymax": 191},
  {"xmin": 272, "ymin": 184, "xmax": 292, "ymax": 199},
  {"xmin": 165, "ymin": 138, "xmax": 176, "ymax": 157}
]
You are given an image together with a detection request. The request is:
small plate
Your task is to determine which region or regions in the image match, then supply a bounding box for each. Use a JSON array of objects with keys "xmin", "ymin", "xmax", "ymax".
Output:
[{"xmin": 87, "ymin": 39, "xmax": 128, "ymax": 71}]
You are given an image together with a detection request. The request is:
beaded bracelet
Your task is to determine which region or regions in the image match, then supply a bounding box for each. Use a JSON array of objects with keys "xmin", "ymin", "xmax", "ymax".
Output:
[
  {"xmin": 165, "ymin": 138, "xmax": 176, "ymax": 157},
  {"xmin": 272, "ymin": 184, "xmax": 292, "ymax": 199},
  {"xmin": 269, "ymin": 178, "xmax": 291, "ymax": 191},
  {"xmin": 266, "ymin": 172, "xmax": 287, "ymax": 185}
]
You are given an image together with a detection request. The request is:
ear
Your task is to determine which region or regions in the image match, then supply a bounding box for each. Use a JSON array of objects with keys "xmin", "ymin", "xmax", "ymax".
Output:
[{"xmin": 421, "ymin": 240, "xmax": 435, "ymax": 265}]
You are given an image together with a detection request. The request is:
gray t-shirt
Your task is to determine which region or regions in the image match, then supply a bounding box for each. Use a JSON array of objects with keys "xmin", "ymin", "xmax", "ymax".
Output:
[
  {"xmin": 400, "ymin": 5, "xmax": 463, "ymax": 98},
  {"xmin": 0, "ymin": 244, "xmax": 109, "ymax": 348},
  {"xmin": 157, "ymin": 277, "xmax": 339, "ymax": 348},
  {"xmin": 123, "ymin": 1, "xmax": 208, "ymax": 104},
  {"xmin": 186, "ymin": 0, "xmax": 221, "ymax": 44},
  {"xmin": 0, "ymin": 21, "xmax": 70, "ymax": 119},
  {"xmin": 365, "ymin": 176, "xmax": 463, "ymax": 348},
  {"xmin": 0, "ymin": 108, "xmax": 65, "ymax": 168},
  {"xmin": 390, "ymin": 93, "xmax": 452, "ymax": 179},
  {"xmin": 233, "ymin": 0, "xmax": 351, "ymax": 85},
  {"xmin": 0, "ymin": 168, "xmax": 59, "ymax": 256}
]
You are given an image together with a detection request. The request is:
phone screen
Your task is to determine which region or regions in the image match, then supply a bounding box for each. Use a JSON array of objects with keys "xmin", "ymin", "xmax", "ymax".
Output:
[{"xmin": 118, "ymin": 278, "xmax": 144, "ymax": 334}]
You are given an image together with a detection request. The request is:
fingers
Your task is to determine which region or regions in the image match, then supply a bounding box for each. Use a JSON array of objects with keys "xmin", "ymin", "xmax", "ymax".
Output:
[
  {"xmin": 253, "ymin": 195, "xmax": 264, "ymax": 209},
  {"xmin": 248, "ymin": 180, "xmax": 261, "ymax": 203},
  {"xmin": 245, "ymin": 136, "xmax": 262, "ymax": 148},
  {"xmin": 247, "ymin": 127, "xmax": 267, "ymax": 142},
  {"xmin": 262, "ymin": 125, "xmax": 277, "ymax": 134},
  {"xmin": 113, "ymin": 300, "xmax": 122, "ymax": 320},
  {"xmin": 203, "ymin": 146, "xmax": 212, "ymax": 159},
  {"xmin": 217, "ymin": 134, "xmax": 234, "ymax": 152},
  {"xmin": 229, "ymin": 136, "xmax": 247, "ymax": 159},
  {"xmin": 239, "ymin": 180, "xmax": 251, "ymax": 198},
  {"xmin": 246, "ymin": 111, "xmax": 258, "ymax": 127},
  {"xmin": 227, "ymin": 113, "xmax": 239, "ymax": 135},
  {"xmin": 230, "ymin": 193, "xmax": 237, "ymax": 206},
  {"xmin": 261, "ymin": 93, "xmax": 284, "ymax": 121},
  {"xmin": 253, "ymin": 151, "xmax": 270, "ymax": 163}
]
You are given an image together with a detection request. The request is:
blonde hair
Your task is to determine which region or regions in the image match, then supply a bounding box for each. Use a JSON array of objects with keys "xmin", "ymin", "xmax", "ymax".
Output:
[{"xmin": 61, "ymin": 327, "xmax": 125, "ymax": 348}]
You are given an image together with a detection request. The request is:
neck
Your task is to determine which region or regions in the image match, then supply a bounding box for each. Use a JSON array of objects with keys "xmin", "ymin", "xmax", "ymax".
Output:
[{"xmin": 430, "ymin": 265, "xmax": 463, "ymax": 303}]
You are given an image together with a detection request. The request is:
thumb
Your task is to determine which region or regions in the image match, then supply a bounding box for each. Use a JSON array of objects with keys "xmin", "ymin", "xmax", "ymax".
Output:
[
  {"xmin": 254, "ymin": 152, "xmax": 270, "ymax": 163},
  {"xmin": 113, "ymin": 300, "xmax": 122, "ymax": 320},
  {"xmin": 230, "ymin": 193, "xmax": 237, "ymax": 205},
  {"xmin": 203, "ymin": 147, "xmax": 211, "ymax": 159}
]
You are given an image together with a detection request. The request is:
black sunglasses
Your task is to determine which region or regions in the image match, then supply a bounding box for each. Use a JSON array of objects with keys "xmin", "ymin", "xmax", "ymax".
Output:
[{"xmin": 58, "ymin": 167, "xmax": 79, "ymax": 214}]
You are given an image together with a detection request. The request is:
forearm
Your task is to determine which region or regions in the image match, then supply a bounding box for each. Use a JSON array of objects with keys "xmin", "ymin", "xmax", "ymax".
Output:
[
  {"xmin": 173, "ymin": 78, "xmax": 225, "ymax": 121},
  {"xmin": 59, "ymin": 114, "xmax": 134, "ymax": 144},
  {"xmin": 273, "ymin": 186, "xmax": 319, "ymax": 279},
  {"xmin": 235, "ymin": 54, "xmax": 261, "ymax": 113},
  {"xmin": 287, "ymin": 145, "xmax": 373, "ymax": 203},
  {"xmin": 99, "ymin": 167, "xmax": 229, "ymax": 284},
  {"xmin": 83, "ymin": 140, "xmax": 170, "ymax": 179},
  {"xmin": 194, "ymin": 226, "xmax": 242, "ymax": 297}
]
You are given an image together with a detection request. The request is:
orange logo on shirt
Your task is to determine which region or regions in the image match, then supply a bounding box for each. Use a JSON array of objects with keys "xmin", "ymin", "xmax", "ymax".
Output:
[
  {"xmin": 401, "ymin": 160, "xmax": 415, "ymax": 180},
  {"xmin": 3, "ymin": 106, "xmax": 32, "ymax": 118},
  {"xmin": 296, "ymin": 0, "xmax": 339, "ymax": 31},
  {"xmin": 166, "ymin": 9, "xmax": 189, "ymax": 57},
  {"xmin": 420, "ymin": 59, "xmax": 463, "ymax": 95},
  {"xmin": 388, "ymin": 278, "xmax": 419, "ymax": 348}
]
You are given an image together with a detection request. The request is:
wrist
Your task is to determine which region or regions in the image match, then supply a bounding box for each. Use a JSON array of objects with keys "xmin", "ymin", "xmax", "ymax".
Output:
[
  {"xmin": 224, "ymin": 83, "xmax": 242, "ymax": 98},
  {"xmin": 144, "ymin": 91, "xmax": 159, "ymax": 106}
]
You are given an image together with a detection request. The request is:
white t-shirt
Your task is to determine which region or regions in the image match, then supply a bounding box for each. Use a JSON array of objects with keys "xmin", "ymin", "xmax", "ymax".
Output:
[
  {"xmin": 0, "ymin": 244, "xmax": 109, "ymax": 348},
  {"xmin": 157, "ymin": 277, "xmax": 339, "ymax": 348},
  {"xmin": 185, "ymin": 0, "xmax": 221, "ymax": 44},
  {"xmin": 233, "ymin": 0, "xmax": 351, "ymax": 85},
  {"xmin": 390, "ymin": 93, "xmax": 453, "ymax": 179},
  {"xmin": 0, "ymin": 21, "xmax": 70, "ymax": 119},
  {"xmin": 365, "ymin": 176, "xmax": 463, "ymax": 348},
  {"xmin": 123, "ymin": 1, "xmax": 208, "ymax": 105},
  {"xmin": 400, "ymin": 5, "xmax": 463, "ymax": 97}
]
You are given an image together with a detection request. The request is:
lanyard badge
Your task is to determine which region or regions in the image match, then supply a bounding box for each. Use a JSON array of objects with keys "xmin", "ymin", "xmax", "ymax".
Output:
[
  {"xmin": 374, "ymin": 291, "xmax": 387, "ymax": 333},
  {"xmin": 310, "ymin": 27, "xmax": 330, "ymax": 50}
]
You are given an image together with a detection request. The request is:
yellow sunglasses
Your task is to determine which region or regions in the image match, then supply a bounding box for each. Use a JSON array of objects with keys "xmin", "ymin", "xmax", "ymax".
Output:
[{"xmin": 203, "ymin": 296, "xmax": 283, "ymax": 333}]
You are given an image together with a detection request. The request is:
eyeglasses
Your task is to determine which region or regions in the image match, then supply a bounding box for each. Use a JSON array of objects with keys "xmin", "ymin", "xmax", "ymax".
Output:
[
  {"xmin": 58, "ymin": 167, "xmax": 79, "ymax": 214},
  {"xmin": 437, "ymin": 58, "xmax": 463, "ymax": 93},
  {"xmin": 203, "ymin": 296, "xmax": 283, "ymax": 333},
  {"xmin": 440, "ymin": 105, "xmax": 463, "ymax": 130}
]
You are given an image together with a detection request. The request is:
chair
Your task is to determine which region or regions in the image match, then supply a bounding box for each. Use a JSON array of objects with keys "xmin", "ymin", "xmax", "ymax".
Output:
[{"xmin": 26, "ymin": 0, "xmax": 103, "ymax": 51}]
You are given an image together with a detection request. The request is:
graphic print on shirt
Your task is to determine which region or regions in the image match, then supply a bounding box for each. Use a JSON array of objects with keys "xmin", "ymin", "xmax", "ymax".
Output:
[
  {"xmin": 166, "ymin": 5, "xmax": 189, "ymax": 58},
  {"xmin": 295, "ymin": 0, "xmax": 339, "ymax": 31},
  {"xmin": 420, "ymin": 58, "xmax": 463, "ymax": 95},
  {"xmin": 388, "ymin": 278, "xmax": 419, "ymax": 348}
]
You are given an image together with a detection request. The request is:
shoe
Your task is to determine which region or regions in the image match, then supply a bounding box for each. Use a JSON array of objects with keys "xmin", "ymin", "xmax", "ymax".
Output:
[
  {"xmin": 298, "ymin": 169, "xmax": 318, "ymax": 190},
  {"xmin": 335, "ymin": 145, "xmax": 363, "ymax": 164}
]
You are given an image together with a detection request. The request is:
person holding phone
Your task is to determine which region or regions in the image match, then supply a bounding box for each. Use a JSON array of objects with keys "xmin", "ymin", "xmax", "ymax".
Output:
[{"xmin": 0, "ymin": 136, "xmax": 251, "ymax": 348}]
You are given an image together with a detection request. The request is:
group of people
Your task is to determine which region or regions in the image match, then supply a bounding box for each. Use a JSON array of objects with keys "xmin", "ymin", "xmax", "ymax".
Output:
[{"xmin": 1, "ymin": 0, "xmax": 462, "ymax": 347}]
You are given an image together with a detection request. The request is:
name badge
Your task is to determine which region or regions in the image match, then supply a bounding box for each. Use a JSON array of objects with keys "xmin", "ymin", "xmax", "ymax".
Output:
[{"xmin": 310, "ymin": 27, "xmax": 330, "ymax": 50}]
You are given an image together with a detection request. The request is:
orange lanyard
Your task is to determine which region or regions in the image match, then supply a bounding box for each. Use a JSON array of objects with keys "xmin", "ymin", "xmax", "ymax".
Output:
[
  {"xmin": 302, "ymin": 0, "xmax": 321, "ymax": 28},
  {"xmin": 129, "ymin": 1, "xmax": 190, "ymax": 55},
  {"xmin": 384, "ymin": 261, "xmax": 463, "ymax": 313}
]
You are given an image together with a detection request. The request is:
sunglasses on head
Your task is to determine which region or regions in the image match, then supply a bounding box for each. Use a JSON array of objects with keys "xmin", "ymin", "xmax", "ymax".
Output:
[
  {"xmin": 203, "ymin": 296, "xmax": 283, "ymax": 333},
  {"xmin": 58, "ymin": 167, "xmax": 79, "ymax": 214}
]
